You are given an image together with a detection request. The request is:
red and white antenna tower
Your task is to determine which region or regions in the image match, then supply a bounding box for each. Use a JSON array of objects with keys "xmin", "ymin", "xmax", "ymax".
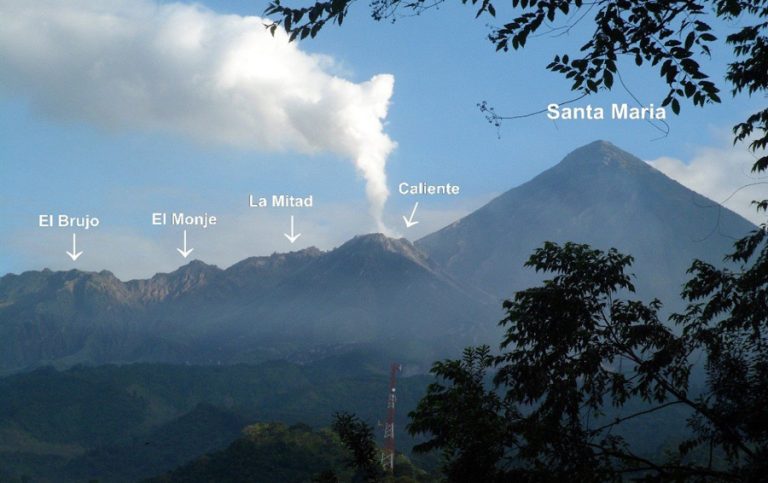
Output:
[{"xmin": 381, "ymin": 362, "xmax": 402, "ymax": 472}]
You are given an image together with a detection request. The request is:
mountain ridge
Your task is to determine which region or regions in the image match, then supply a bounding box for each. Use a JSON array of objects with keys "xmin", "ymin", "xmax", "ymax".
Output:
[
  {"xmin": 0, "ymin": 234, "xmax": 498, "ymax": 374},
  {"xmin": 0, "ymin": 235, "xmax": 426, "ymax": 303},
  {"xmin": 1, "ymin": 140, "xmax": 757, "ymax": 374},
  {"xmin": 416, "ymin": 140, "xmax": 756, "ymax": 301}
]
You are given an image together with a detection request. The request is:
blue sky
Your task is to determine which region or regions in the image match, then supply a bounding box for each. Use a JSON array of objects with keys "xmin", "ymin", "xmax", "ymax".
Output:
[{"xmin": 1, "ymin": 0, "xmax": 763, "ymax": 279}]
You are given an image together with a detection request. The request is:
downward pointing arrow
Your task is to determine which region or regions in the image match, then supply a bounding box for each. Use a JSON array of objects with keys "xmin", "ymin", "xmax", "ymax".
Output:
[
  {"xmin": 284, "ymin": 215, "xmax": 301, "ymax": 244},
  {"xmin": 177, "ymin": 229, "xmax": 194, "ymax": 258},
  {"xmin": 66, "ymin": 233, "xmax": 83, "ymax": 261},
  {"xmin": 402, "ymin": 202, "xmax": 420, "ymax": 228}
]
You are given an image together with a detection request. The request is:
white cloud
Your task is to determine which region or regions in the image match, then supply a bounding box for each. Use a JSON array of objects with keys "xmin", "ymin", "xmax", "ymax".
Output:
[
  {"xmin": 647, "ymin": 140, "xmax": 767, "ymax": 225},
  {"xmin": 0, "ymin": 0, "xmax": 396, "ymax": 229}
]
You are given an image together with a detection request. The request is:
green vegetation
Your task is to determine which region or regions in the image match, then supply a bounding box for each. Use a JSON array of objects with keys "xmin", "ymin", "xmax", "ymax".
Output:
[
  {"xmin": 332, "ymin": 412, "xmax": 384, "ymax": 481},
  {"xmin": 5, "ymin": 228, "xmax": 765, "ymax": 481},
  {"xmin": 0, "ymin": 356, "xmax": 433, "ymax": 482},
  {"xmin": 64, "ymin": 404, "xmax": 246, "ymax": 482},
  {"xmin": 408, "ymin": 238, "xmax": 768, "ymax": 481},
  {"xmin": 145, "ymin": 422, "xmax": 354, "ymax": 483},
  {"xmin": 147, "ymin": 420, "xmax": 435, "ymax": 483},
  {"xmin": 4, "ymin": 243, "xmax": 765, "ymax": 482},
  {"xmin": 259, "ymin": 3, "xmax": 768, "ymax": 480}
]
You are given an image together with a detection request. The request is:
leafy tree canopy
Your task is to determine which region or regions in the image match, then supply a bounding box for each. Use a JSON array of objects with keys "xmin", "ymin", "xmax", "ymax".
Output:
[
  {"xmin": 329, "ymin": 411, "xmax": 438, "ymax": 482},
  {"xmin": 261, "ymin": 1, "xmax": 768, "ymax": 479},
  {"xmin": 265, "ymin": 0, "xmax": 768, "ymax": 211},
  {"xmin": 408, "ymin": 240, "xmax": 767, "ymax": 481},
  {"xmin": 332, "ymin": 411, "xmax": 385, "ymax": 482}
]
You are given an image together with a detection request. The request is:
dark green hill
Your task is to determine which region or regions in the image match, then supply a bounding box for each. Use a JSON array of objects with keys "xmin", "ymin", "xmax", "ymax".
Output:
[
  {"xmin": 145, "ymin": 422, "xmax": 350, "ymax": 483},
  {"xmin": 145, "ymin": 422, "xmax": 435, "ymax": 483},
  {"xmin": 0, "ymin": 356, "xmax": 432, "ymax": 482},
  {"xmin": 63, "ymin": 404, "xmax": 246, "ymax": 483}
]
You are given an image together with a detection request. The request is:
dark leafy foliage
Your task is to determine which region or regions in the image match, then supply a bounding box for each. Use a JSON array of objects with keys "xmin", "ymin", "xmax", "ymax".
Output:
[
  {"xmin": 145, "ymin": 422, "xmax": 354, "ymax": 483},
  {"xmin": 409, "ymin": 240, "xmax": 767, "ymax": 481},
  {"xmin": 670, "ymin": 227, "xmax": 768, "ymax": 480},
  {"xmin": 0, "ymin": 359, "xmax": 434, "ymax": 482},
  {"xmin": 146, "ymin": 418, "xmax": 436, "ymax": 483},
  {"xmin": 237, "ymin": 3, "xmax": 768, "ymax": 479},
  {"xmin": 332, "ymin": 411, "xmax": 385, "ymax": 481},
  {"xmin": 264, "ymin": 0, "xmax": 768, "ymax": 213},
  {"xmin": 407, "ymin": 346, "xmax": 514, "ymax": 482}
]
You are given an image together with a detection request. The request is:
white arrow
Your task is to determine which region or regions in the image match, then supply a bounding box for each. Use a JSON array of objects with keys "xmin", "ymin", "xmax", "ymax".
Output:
[
  {"xmin": 402, "ymin": 202, "xmax": 420, "ymax": 228},
  {"xmin": 66, "ymin": 233, "xmax": 83, "ymax": 261},
  {"xmin": 177, "ymin": 229, "xmax": 194, "ymax": 258},
  {"xmin": 284, "ymin": 215, "xmax": 301, "ymax": 244}
]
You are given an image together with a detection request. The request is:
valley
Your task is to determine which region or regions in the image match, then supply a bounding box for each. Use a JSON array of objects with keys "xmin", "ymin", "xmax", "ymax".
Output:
[{"xmin": 0, "ymin": 141, "xmax": 759, "ymax": 482}]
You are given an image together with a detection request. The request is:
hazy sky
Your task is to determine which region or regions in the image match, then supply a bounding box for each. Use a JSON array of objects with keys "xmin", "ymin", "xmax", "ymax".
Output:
[{"xmin": 1, "ymin": 0, "xmax": 764, "ymax": 279}]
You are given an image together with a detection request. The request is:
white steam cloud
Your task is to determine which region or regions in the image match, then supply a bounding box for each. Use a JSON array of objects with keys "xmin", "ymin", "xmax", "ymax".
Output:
[{"xmin": 0, "ymin": 0, "xmax": 396, "ymax": 229}]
